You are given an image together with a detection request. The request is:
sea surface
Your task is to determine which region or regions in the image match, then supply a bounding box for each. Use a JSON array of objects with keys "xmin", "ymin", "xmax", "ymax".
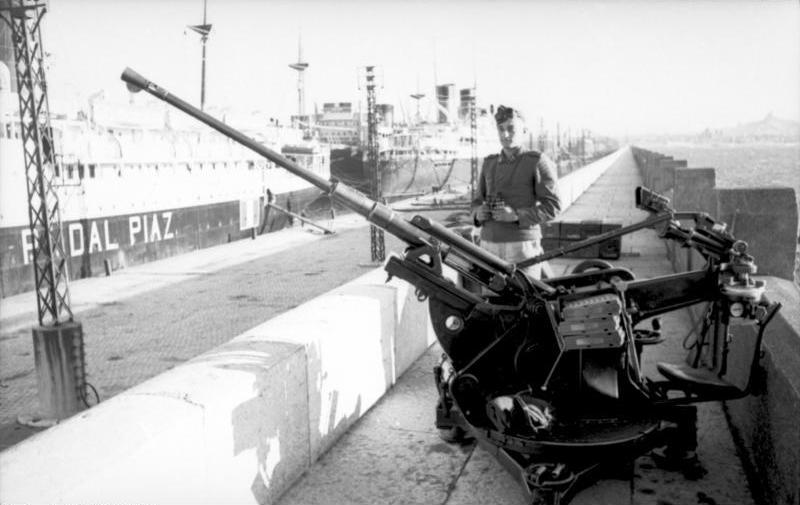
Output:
[
  {"xmin": 641, "ymin": 142, "xmax": 800, "ymax": 286},
  {"xmin": 640, "ymin": 143, "xmax": 799, "ymax": 194}
]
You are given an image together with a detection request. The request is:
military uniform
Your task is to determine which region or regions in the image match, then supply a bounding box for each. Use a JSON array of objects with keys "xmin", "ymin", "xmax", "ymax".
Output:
[{"xmin": 471, "ymin": 146, "xmax": 561, "ymax": 278}]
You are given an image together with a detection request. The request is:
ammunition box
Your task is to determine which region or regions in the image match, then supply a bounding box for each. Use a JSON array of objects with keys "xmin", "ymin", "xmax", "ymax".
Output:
[
  {"xmin": 599, "ymin": 222, "xmax": 622, "ymax": 259},
  {"xmin": 560, "ymin": 221, "xmax": 582, "ymax": 241},
  {"xmin": 552, "ymin": 220, "xmax": 622, "ymax": 259},
  {"xmin": 542, "ymin": 237, "xmax": 560, "ymax": 252},
  {"xmin": 599, "ymin": 240, "xmax": 621, "ymax": 259},
  {"xmin": 541, "ymin": 221, "xmax": 560, "ymax": 239},
  {"xmin": 579, "ymin": 220, "xmax": 604, "ymax": 240},
  {"xmin": 572, "ymin": 242, "xmax": 600, "ymax": 258}
]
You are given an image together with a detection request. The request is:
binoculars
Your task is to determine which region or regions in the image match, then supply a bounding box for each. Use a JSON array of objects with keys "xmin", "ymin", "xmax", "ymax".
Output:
[{"xmin": 485, "ymin": 196, "xmax": 507, "ymax": 210}]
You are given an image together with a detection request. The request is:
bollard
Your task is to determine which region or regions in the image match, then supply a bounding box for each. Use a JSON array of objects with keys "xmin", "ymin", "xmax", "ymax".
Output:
[{"xmin": 19, "ymin": 322, "xmax": 87, "ymax": 426}]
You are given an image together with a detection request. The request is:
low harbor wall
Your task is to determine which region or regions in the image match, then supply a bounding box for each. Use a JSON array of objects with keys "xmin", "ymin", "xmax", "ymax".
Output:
[
  {"xmin": 632, "ymin": 146, "xmax": 800, "ymax": 505},
  {"xmin": 0, "ymin": 268, "xmax": 436, "ymax": 505}
]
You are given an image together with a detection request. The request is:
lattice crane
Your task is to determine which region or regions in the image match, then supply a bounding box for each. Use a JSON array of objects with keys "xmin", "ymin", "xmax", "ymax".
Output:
[
  {"xmin": 363, "ymin": 66, "xmax": 385, "ymax": 262},
  {"xmin": 469, "ymin": 88, "xmax": 478, "ymax": 202},
  {"xmin": 1, "ymin": 0, "xmax": 92, "ymax": 422},
  {"xmin": 1, "ymin": 0, "xmax": 71, "ymax": 326}
]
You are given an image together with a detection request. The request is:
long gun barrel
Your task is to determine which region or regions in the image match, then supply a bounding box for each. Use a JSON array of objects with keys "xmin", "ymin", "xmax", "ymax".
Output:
[{"xmin": 120, "ymin": 67, "xmax": 538, "ymax": 296}]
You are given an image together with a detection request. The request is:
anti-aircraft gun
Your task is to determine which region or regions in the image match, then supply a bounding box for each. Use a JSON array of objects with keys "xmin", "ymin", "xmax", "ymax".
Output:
[{"xmin": 121, "ymin": 68, "xmax": 782, "ymax": 505}]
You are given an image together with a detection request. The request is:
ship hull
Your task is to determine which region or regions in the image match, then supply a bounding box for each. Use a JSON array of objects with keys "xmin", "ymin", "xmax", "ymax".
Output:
[
  {"xmin": 0, "ymin": 186, "xmax": 323, "ymax": 298},
  {"xmin": 331, "ymin": 147, "xmax": 483, "ymax": 198}
]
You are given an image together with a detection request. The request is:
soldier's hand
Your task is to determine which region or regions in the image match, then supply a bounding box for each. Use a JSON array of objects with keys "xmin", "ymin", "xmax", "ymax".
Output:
[
  {"xmin": 492, "ymin": 205, "xmax": 519, "ymax": 223},
  {"xmin": 474, "ymin": 204, "xmax": 493, "ymax": 224}
]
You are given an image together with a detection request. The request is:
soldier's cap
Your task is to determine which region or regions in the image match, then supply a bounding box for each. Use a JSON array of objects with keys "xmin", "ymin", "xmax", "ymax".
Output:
[{"xmin": 494, "ymin": 105, "xmax": 524, "ymax": 124}]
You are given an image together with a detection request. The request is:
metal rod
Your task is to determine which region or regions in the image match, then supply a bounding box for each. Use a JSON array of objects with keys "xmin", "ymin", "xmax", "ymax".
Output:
[
  {"xmin": 411, "ymin": 215, "xmax": 515, "ymax": 275},
  {"xmin": 266, "ymin": 203, "xmax": 334, "ymax": 235},
  {"xmin": 517, "ymin": 212, "xmax": 674, "ymax": 268}
]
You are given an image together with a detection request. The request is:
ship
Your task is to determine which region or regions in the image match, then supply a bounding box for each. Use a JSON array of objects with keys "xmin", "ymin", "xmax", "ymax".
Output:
[
  {"xmin": 313, "ymin": 86, "xmax": 619, "ymax": 199},
  {"xmin": 0, "ymin": 59, "xmax": 330, "ymax": 298},
  {"xmin": 312, "ymin": 86, "xmax": 495, "ymax": 199}
]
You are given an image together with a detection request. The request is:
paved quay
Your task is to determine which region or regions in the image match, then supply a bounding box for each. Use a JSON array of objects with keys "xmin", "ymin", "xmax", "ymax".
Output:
[{"xmin": 276, "ymin": 148, "xmax": 758, "ymax": 505}]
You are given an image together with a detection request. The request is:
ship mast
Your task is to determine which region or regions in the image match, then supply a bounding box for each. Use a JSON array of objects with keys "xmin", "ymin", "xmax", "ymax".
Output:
[
  {"xmin": 288, "ymin": 34, "xmax": 309, "ymax": 118},
  {"xmin": 410, "ymin": 75, "xmax": 424, "ymax": 125},
  {"xmin": 187, "ymin": 0, "xmax": 212, "ymax": 111}
]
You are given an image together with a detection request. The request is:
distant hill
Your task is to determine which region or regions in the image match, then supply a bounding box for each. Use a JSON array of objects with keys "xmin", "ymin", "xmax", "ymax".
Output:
[
  {"xmin": 719, "ymin": 113, "xmax": 800, "ymax": 139},
  {"xmin": 699, "ymin": 114, "xmax": 800, "ymax": 142},
  {"xmin": 628, "ymin": 114, "xmax": 800, "ymax": 145}
]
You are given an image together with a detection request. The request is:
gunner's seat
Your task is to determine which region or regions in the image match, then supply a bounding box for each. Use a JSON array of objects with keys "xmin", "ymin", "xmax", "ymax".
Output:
[{"xmin": 655, "ymin": 362, "xmax": 743, "ymax": 400}]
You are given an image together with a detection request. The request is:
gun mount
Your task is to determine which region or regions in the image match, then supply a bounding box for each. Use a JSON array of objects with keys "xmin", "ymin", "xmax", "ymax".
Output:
[{"xmin": 121, "ymin": 68, "xmax": 781, "ymax": 505}]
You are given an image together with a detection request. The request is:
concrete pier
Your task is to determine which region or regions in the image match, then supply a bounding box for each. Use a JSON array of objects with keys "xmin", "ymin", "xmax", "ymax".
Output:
[{"xmin": 1, "ymin": 147, "xmax": 798, "ymax": 504}]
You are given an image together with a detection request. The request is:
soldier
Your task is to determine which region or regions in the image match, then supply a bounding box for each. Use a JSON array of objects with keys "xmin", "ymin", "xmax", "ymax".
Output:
[{"xmin": 472, "ymin": 105, "xmax": 561, "ymax": 279}]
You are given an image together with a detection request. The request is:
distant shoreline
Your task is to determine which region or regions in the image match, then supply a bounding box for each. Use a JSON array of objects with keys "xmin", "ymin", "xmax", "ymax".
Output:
[{"xmin": 634, "ymin": 140, "xmax": 799, "ymax": 148}]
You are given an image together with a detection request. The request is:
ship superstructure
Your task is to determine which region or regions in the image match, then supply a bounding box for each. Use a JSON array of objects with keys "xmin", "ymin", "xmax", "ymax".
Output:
[
  {"xmin": 316, "ymin": 85, "xmax": 619, "ymax": 197},
  {"xmin": 316, "ymin": 87, "xmax": 495, "ymax": 196}
]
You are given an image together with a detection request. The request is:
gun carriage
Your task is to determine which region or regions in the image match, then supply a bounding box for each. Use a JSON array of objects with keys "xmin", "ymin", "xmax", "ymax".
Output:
[{"xmin": 121, "ymin": 68, "xmax": 781, "ymax": 505}]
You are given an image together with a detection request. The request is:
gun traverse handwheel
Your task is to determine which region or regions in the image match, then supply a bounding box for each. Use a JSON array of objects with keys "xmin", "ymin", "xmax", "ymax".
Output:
[{"xmin": 571, "ymin": 259, "xmax": 614, "ymax": 274}]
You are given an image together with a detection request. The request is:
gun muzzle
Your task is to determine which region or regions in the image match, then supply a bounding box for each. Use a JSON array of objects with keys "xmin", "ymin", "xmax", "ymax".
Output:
[
  {"xmin": 635, "ymin": 187, "xmax": 672, "ymax": 214},
  {"xmin": 121, "ymin": 67, "xmax": 149, "ymax": 93}
]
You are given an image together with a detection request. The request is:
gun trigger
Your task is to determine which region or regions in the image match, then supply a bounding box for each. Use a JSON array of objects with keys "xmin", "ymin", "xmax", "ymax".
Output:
[{"xmin": 385, "ymin": 274, "xmax": 393, "ymax": 283}]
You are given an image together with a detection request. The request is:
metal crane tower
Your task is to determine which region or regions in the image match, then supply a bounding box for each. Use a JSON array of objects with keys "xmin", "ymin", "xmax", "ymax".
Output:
[
  {"xmin": 1, "ymin": 0, "xmax": 71, "ymax": 326},
  {"xmin": 1, "ymin": 0, "xmax": 93, "ymax": 422},
  {"xmin": 469, "ymin": 90, "xmax": 478, "ymax": 202},
  {"xmin": 363, "ymin": 66, "xmax": 384, "ymax": 262}
]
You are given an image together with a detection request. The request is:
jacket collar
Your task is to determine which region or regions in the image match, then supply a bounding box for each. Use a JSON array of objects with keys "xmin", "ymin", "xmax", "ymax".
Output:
[{"xmin": 500, "ymin": 146, "xmax": 522, "ymax": 163}]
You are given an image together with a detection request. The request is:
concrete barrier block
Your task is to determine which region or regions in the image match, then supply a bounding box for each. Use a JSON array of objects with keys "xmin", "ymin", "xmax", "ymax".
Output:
[
  {"xmin": 674, "ymin": 168, "xmax": 717, "ymax": 217},
  {"xmin": 394, "ymin": 280, "xmax": 434, "ymax": 378},
  {"xmin": 151, "ymin": 340, "xmax": 310, "ymax": 505},
  {"xmin": 653, "ymin": 163, "xmax": 676, "ymax": 194},
  {"xmin": 661, "ymin": 159, "xmax": 687, "ymax": 169},
  {"xmin": 395, "ymin": 265, "xmax": 457, "ymax": 382},
  {"xmin": 717, "ymin": 187, "xmax": 798, "ymax": 280},
  {"xmin": 0, "ymin": 338, "xmax": 310, "ymax": 505},
  {"xmin": 246, "ymin": 283, "xmax": 396, "ymax": 461},
  {"xmin": 0, "ymin": 394, "xmax": 207, "ymax": 504}
]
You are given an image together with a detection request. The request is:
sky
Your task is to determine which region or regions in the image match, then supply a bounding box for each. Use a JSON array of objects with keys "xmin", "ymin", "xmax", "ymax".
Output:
[{"xmin": 29, "ymin": 0, "xmax": 800, "ymax": 136}]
